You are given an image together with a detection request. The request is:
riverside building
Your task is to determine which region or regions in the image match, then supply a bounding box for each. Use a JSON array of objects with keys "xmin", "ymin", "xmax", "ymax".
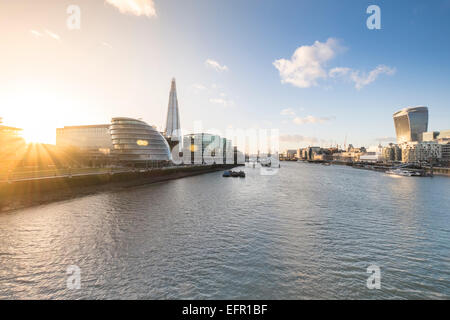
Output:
[
  {"xmin": 401, "ymin": 141, "xmax": 442, "ymax": 163},
  {"xmin": 110, "ymin": 117, "xmax": 171, "ymax": 166},
  {"xmin": 0, "ymin": 118, "xmax": 26, "ymax": 168},
  {"xmin": 56, "ymin": 124, "xmax": 112, "ymax": 152},
  {"xmin": 56, "ymin": 124, "xmax": 113, "ymax": 166},
  {"xmin": 182, "ymin": 133, "xmax": 233, "ymax": 165},
  {"xmin": 383, "ymin": 144, "xmax": 402, "ymax": 162}
]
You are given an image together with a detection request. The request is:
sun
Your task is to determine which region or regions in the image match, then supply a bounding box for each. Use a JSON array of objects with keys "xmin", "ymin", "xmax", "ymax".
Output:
[
  {"xmin": 22, "ymin": 127, "xmax": 55, "ymax": 144},
  {"xmin": 3, "ymin": 87, "xmax": 62, "ymax": 145}
]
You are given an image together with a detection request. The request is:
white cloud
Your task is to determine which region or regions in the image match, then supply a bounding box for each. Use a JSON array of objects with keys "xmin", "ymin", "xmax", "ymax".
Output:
[
  {"xmin": 351, "ymin": 65, "xmax": 396, "ymax": 89},
  {"xmin": 205, "ymin": 59, "xmax": 229, "ymax": 72},
  {"xmin": 209, "ymin": 98, "xmax": 234, "ymax": 107},
  {"xmin": 328, "ymin": 67, "xmax": 351, "ymax": 78},
  {"xmin": 280, "ymin": 108, "xmax": 296, "ymax": 116},
  {"xmin": 101, "ymin": 42, "xmax": 113, "ymax": 49},
  {"xmin": 192, "ymin": 83, "xmax": 206, "ymax": 90},
  {"xmin": 105, "ymin": 0, "xmax": 157, "ymax": 18},
  {"xmin": 273, "ymin": 38, "xmax": 342, "ymax": 88},
  {"xmin": 280, "ymin": 134, "xmax": 319, "ymax": 144},
  {"xmin": 329, "ymin": 65, "xmax": 396, "ymax": 89},
  {"xmin": 279, "ymin": 134, "xmax": 331, "ymax": 146},
  {"xmin": 280, "ymin": 108, "xmax": 334, "ymax": 125},
  {"xmin": 293, "ymin": 115, "xmax": 334, "ymax": 125},
  {"xmin": 274, "ymin": 38, "xmax": 395, "ymax": 89}
]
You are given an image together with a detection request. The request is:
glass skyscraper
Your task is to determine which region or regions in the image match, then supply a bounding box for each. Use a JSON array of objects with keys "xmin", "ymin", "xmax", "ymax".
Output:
[
  {"xmin": 164, "ymin": 78, "xmax": 181, "ymax": 140},
  {"xmin": 393, "ymin": 106, "xmax": 428, "ymax": 144}
]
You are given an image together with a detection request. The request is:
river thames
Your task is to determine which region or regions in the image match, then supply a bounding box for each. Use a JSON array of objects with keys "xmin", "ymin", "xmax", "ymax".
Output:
[{"xmin": 0, "ymin": 162, "xmax": 449, "ymax": 299}]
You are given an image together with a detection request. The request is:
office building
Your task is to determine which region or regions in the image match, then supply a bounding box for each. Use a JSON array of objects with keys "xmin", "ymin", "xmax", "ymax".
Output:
[
  {"xmin": 110, "ymin": 117, "xmax": 171, "ymax": 165},
  {"xmin": 383, "ymin": 144, "xmax": 402, "ymax": 162},
  {"xmin": 393, "ymin": 106, "xmax": 428, "ymax": 144},
  {"xmin": 0, "ymin": 119, "xmax": 25, "ymax": 165},
  {"xmin": 182, "ymin": 133, "xmax": 234, "ymax": 164},
  {"xmin": 56, "ymin": 124, "xmax": 112, "ymax": 152},
  {"xmin": 423, "ymin": 130, "xmax": 450, "ymax": 142},
  {"xmin": 401, "ymin": 142, "xmax": 442, "ymax": 163}
]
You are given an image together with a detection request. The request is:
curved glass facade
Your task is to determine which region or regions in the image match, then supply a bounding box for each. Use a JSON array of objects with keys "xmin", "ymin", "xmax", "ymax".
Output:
[
  {"xmin": 110, "ymin": 118, "xmax": 171, "ymax": 163},
  {"xmin": 393, "ymin": 106, "xmax": 428, "ymax": 144}
]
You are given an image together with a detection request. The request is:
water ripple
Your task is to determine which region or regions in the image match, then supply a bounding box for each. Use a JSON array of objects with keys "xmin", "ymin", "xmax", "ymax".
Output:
[{"xmin": 0, "ymin": 162, "xmax": 449, "ymax": 299}]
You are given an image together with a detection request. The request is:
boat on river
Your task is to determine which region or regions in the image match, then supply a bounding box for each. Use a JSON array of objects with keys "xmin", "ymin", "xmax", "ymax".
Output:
[
  {"xmin": 223, "ymin": 170, "xmax": 245, "ymax": 178},
  {"xmin": 386, "ymin": 169, "xmax": 421, "ymax": 177}
]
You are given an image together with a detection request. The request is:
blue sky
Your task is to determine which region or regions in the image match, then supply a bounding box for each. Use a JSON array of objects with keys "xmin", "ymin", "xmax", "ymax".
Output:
[{"xmin": 1, "ymin": 0, "xmax": 449, "ymax": 148}]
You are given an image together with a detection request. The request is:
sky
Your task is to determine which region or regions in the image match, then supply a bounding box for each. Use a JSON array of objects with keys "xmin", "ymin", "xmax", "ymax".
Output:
[{"xmin": 0, "ymin": 0, "xmax": 449, "ymax": 149}]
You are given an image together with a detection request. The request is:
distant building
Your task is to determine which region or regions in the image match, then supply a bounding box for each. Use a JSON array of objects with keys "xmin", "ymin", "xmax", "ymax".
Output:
[
  {"xmin": 56, "ymin": 124, "xmax": 112, "ymax": 151},
  {"xmin": 56, "ymin": 124, "xmax": 114, "ymax": 167},
  {"xmin": 401, "ymin": 142, "xmax": 442, "ymax": 163},
  {"xmin": 441, "ymin": 143, "xmax": 450, "ymax": 164},
  {"xmin": 360, "ymin": 145, "xmax": 384, "ymax": 163},
  {"xmin": 164, "ymin": 78, "xmax": 181, "ymax": 146},
  {"xmin": 383, "ymin": 143, "xmax": 402, "ymax": 162},
  {"xmin": 182, "ymin": 133, "xmax": 233, "ymax": 164},
  {"xmin": 423, "ymin": 130, "xmax": 450, "ymax": 142},
  {"xmin": 333, "ymin": 146, "xmax": 364, "ymax": 162},
  {"xmin": 393, "ymin": 106, "xmax": 428, "ymax": 144},
  {"xmin": 422, "ymin": 131, "xmax": 439, "ymax": 142},
  {"xmin": 283, "ymin": 149, "xmax": 297, "ymax": 160},
  {"xmin": 0, "ymin": 123, "xmax": 23, "ymax": 141},
  {"xmin": 313, "ymin": 153, "xmax": 333, "ymax": 161},
  {"xmin": 421, "ymin": 130, "xmax": 450, "ymax": 164},
  {"xmin": 0, "ymin": 120, "xmax": 25, "ymax": 165},
  {"xmin": 110, "ymin": 117, "xmax": 171, "ymax": 165}
]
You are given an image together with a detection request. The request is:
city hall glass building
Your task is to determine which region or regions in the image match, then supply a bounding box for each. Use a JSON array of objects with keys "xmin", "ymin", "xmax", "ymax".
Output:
[
  {"xmin": 110, "ymin": 117, "xmax": 171, "ymax": 165},
  {"xmin": 393, "ymin": 106, "xmax": 428, "ymax": 144}
]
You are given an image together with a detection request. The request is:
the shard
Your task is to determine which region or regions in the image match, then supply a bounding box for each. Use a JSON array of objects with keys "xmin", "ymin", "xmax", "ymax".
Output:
[{"xmin": 164, "ymin": 78, "xmax": 181, "ymax": 141}]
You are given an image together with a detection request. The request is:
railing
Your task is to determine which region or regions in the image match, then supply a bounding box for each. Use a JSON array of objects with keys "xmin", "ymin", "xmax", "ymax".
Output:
[{"xmin": 0, "ymin": 164, "xmax": 227, "ymax": 182}]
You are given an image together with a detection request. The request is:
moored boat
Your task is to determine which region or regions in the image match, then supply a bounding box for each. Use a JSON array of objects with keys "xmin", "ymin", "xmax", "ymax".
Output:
[
  {"xmin": 386, "ymin": 169, "xmax": 418, "ymax": 177},
  {"xmin": 223, "ymin": 170, "xmax": 245, "ymax": 178}
]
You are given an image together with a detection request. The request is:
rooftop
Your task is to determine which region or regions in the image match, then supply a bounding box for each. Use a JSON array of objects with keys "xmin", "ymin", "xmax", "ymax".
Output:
[
  {"xmin": 57, "ymin": 124, "xmax": 110, "ymax": 130},
  {"xmin": 0, "ymin": 125, "xmax": 22, "ymax": 131},
  {"xmin": 393, "ymin": 106, "xmax": 428, "ymax": 117}
]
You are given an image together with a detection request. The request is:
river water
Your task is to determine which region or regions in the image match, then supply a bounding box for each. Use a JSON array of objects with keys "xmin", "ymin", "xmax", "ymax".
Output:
[{"xmin": 0, "ymin": 162, "xmax": 449, "ymax": 299}]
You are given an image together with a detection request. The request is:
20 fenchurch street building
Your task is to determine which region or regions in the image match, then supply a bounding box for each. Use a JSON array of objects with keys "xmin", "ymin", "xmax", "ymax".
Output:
[{"xmin": 393, "ymin": 106, "xmax": 429, "ymax": 144}]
